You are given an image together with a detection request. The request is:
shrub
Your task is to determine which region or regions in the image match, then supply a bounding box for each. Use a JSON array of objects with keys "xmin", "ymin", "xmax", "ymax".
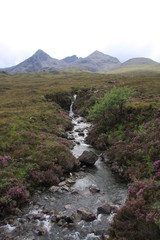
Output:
[{"xmin": 89, "ymin": 87, "xmax": 134, "ymax": 121}]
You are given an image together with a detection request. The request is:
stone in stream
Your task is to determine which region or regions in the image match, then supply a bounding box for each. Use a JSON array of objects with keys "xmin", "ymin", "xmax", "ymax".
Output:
[
  {"xmin": 78, "ymin": 132, "xmax": 85, "ymax": 137},
  {"xmin": 37, "ymin": 226, "xmax": 47, "ymax": 235},
  {"xmin": 77, "ymin": 207, "xmax": 96, "ymax": 222},
  {"xmin": 89, "ymin": 184, "xmax": 100, "ymax": 193},
  {"xmin": 97, "ymin": 203, "xmax": 112, "ymax": 215},
  {"xmin": 78, "ymin": 151, "xmax": 98, "ymax": 166}
]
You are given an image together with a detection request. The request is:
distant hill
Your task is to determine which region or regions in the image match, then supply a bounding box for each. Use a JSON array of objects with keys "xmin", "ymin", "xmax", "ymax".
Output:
[
  {"xmin": 1, "ymin": 50, "xmax": 160, "ymax": 74},
  {"xmin": 121, "ymin": 57, "xmax": 159, "ymax": 67},
  {"xmin": 108, "ymin": 57, "xmax": 160, "ymax": 75}
]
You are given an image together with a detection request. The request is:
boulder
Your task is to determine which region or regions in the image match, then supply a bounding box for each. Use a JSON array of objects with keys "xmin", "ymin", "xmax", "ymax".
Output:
[
  {"xmin": 78, "ymin": 151, "xmax": 98, "ymax": 166},
  {"xmin": 97, "ymin": 203, "xmax": 112, "ymax": 215},
  {"xmin": 77, "ymin": 207, "xmax": 96, "ymax": 222}
]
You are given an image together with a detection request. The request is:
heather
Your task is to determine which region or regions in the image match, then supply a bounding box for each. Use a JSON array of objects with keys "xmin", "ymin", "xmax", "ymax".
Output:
[{"xmin": 86, "ymin": 86, "xmax": 160, "ymax": 238}]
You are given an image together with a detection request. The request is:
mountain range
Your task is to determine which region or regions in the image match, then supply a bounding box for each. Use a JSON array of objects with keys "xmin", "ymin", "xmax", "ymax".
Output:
[{"xmin": 1, "ymin": 49, "xmax": 160, "ymax": 74}]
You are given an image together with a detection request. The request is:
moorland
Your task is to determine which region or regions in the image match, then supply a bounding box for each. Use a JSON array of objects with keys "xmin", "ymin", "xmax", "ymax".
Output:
[{"xmin": 0, "ymin": 69, "xmax": 160, "ymax": 239}]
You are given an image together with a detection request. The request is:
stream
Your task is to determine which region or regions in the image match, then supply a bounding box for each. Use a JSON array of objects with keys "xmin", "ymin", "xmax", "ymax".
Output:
[{"xmin": 0, "ymin": 97, "xmax": 127, "ymax": 240}]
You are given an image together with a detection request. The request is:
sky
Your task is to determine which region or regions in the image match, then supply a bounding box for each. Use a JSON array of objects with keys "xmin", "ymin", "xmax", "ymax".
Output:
[{"xmin": 1, "ymin": 0, "xmax": 160, "ymax": 67}]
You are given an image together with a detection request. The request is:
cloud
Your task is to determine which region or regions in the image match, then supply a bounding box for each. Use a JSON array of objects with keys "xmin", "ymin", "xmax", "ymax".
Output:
[{"xmin": 0, "ymin": 0, "xmax": 160, "ymax": 67}]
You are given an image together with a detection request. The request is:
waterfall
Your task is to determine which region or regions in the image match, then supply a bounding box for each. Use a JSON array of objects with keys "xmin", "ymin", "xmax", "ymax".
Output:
[{"xmin": 69, "ymin": 94, "xmax": 77, "ymax": 117}]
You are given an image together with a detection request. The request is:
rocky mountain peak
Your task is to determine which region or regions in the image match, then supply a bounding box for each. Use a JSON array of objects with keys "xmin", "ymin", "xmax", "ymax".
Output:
[
  {"xmin": 32, "ymin": 49, "xmax": 52, "ymax": 60},
  {"xmin": 86, "ymin": 50, "xmax": 120, "ymax": 64},
  {"xmin": 63, "ymin": 55, "xmax": 78, "ymax": 63}
]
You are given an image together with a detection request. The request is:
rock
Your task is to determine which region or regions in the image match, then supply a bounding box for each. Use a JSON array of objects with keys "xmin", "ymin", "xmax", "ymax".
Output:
[
  {"xmin": 89, "ymin": 184, "xmax": 100, "ymax": 193},
  {"xmin": 78, "ymin": 151, "xmax": 98, "ymax": 166},
  {"xmin": 102, "ymin": 235, "xmax": 110, "ymax": 240},
  {"xmin": 78, "ymin": 132, "xmax": 85, "ymax": 136},
  {"xmin": 97, "ymin": 203, "xmax": 112, "ymax": 215},
  {"xmin": 64, "ymin": 204, "xmax": 74, "ymax": 210},
  {"xmin": 58, "ymin": 181, "xmax": 66, "ymax": 186},
  {"xmin": 68, "ymin": 135, "xmax": 74, "ymax": 140},
  {"xmin": 63, "ymin": 213, "xmax": 77, "ymax": 223},
  {"xmin": 33, "ymin": 214, "xmax": 43, "ymax": 220},
  {"xmin": 71, "ymin": 188, "xmax": 79, "ymax": 194},
  {"xmin": 49, "ymin": 186, "xmax": 59, "ymax": 192},
  {"xmin": 66, "ymin": 179, "xmax": 75, "ymax": 184},
  {"xmin": 37, "ymin": 227, "xmax": 47, "ymax": 235},
  {"xmin": 62, "ymin": 185, "xmax": 70, "ymax": 191},
  {"xmin": 51, "ymin": 216, "xmax": 57, "ymax": 222},
  {"xmin": 111, "ymin": 205, "xmax": 118, "ymax": 213},
  {"xmin": 42, "ymin": 208, "xmax": 50, "ymax": 214},
  {"xmin": 77, "ymin": 207, "xmax": 96, "ymax": 222},
  {"xmin": 57, "ymin": 219, "xmax": 67, "ymax": 227}
]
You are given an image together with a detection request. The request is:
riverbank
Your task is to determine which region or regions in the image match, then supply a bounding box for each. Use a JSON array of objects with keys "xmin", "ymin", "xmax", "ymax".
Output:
[
  {"xmin": 0, "ymin": 112, "xmax": 127, "ymax": 240},
  {"xmin": 85, "ymin": 90, "xmax": 160, "ymax": 240}
]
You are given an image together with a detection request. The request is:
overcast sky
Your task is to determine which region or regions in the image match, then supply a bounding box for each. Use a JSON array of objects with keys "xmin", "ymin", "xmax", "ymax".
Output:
[{"xmin": 0, "ymin": 0, "xmax": 160, "ymax": 67}]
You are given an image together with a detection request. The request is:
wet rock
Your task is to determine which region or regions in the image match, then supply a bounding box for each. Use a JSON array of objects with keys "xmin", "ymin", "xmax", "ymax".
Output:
[
  {"xmin": 64, "ymin": 204, "xmax": 74, "ymax": 210},
  {"xmin": 37, "ymin": 226, "xmax": 47, "ymax": 235},
  {"xmin": 62, "ymin": 185, "xmax": 70, "ymax": 191},
  {"xmin": 57, "ymin": 219, "xmax": 67, "ymax": 227},
  {"xmin": 71, "ymin": 188, "xmax": 79, "ymax": 194},
  {"xmin": 66, "ymin": 179, "xmax": 75, "ymax": 184},
  {"xmin": 27, "ymin": 215, "xmax": 33, "ymax": 221},
  {"xmin": 57, "ymin": 189, "xmax": 63, "ymax": 194},
  {"xmin": 68, "ymin": 135, "xmax": 74, "ymax": 140},
  {"xmin": 78, "ymin": 132, "xmax": 85, "ymax": 137},
  {"xmin": 102, "ymin": 235, "xmax": 110, "ymax": 240},
  {"xmin": 58, "ymin": 181, "xmax": 66, "ymax": 186},
  {"xmin": 78, "ymin": 151, "xmax": 98, "ymax": 166},
  {"xmin": 68, "ymin": 222, "xmax": 77, "ymax": 230},
  {"xmin": 75, "ymin": 128, "xmax": 83, "ymax": 132},
  {"xmin": 32, "ymin": 214, "xmax": 43, "ymax": 220},
  {"xmin": 97, "ymin": 203, "xmax": 112, "ymax": 215},
  {"xmin": 89, "ymin": 184, "xmax": 100, "ymax": 193},
  {"xmin": 111, "ymin": 205, "xmax": 118, "ymax": 213},
  {"xmin": 42, "ymin": 208, "xmax": 50, "ymax": 214},
  {"xmin": 77, "ymin": 207, "xmax": 96, "ymax": 222},
  {"xmin": 49, "ymin": 186, "xmax": 59, "ymax": 193},
  {"xmin": 51, "ymin": 215, "xmax": 57, "ymax": 222}
]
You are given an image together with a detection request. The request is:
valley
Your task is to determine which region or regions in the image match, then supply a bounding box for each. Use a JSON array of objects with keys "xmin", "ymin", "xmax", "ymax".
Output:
[{"xmin": 0, "ymin": 70, "xmax": 160, "ymax": 239}]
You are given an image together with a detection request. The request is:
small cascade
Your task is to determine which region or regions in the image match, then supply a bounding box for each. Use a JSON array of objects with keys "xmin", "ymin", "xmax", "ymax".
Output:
[{"xmin": 69, "ymin": 94, "xmax": 77, "ymax": 117}]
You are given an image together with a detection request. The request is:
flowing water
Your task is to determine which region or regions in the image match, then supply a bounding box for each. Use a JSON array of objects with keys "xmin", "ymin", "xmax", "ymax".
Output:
[{"xmin": 0, "ymin": 97, "xmax": 127, "ymax": 240}]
